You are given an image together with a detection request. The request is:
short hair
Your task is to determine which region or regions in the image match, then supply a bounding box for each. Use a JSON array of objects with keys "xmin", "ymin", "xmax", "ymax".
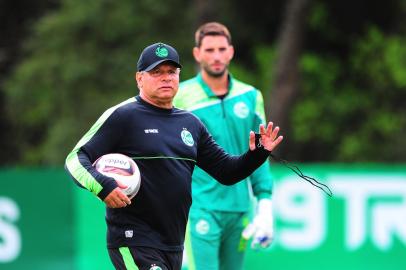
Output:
[{"xmin": 194, "ymin": 22, "xmax": 232, "ymax": 47}]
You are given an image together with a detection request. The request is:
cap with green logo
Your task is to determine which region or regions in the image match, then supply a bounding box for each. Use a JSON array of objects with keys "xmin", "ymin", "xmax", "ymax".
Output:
[{"xmin": 137, "ymin": 42, "xmax": 182, "ymax": 71}]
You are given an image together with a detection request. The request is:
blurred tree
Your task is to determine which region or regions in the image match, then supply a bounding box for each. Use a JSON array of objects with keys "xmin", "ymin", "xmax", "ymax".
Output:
[
  {"xmin": 268, "ymin": 0, "xmax": 311, "ymax": 156},
  {"xmin": 289, "ymin": 4, "xmax": 406, "ymax": 162},
  {"xmin": 193, "ymin": 0, "xmax": 217, "ymax": 27},
  {"xmin": 0, "ymin": 0, "xmax": 59, "ymax": 165},
  {"xmin": 2, "ymin": 0, "xmax": 406, "ymax": 165},
  {"xmin": 4, "ymin": 0, "xmax": 195, "ymax": 165}
]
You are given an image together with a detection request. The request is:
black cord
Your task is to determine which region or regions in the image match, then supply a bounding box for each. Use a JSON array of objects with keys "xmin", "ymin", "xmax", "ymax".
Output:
[
  {"xmin": 269, "ymin": 153, "xmax": 333, "ymax": 197},
  {"xmin": 254, "ymin": 133, "xmax": 332, "ymax": 197}
]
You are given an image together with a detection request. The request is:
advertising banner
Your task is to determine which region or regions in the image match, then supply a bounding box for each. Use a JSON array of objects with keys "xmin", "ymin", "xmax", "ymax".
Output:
[
  {"xmin": 1, "ymin": 165, "xmax": 405, "ymax": 269},
  {"xmin": 0, "ymin": 169, "xmax": 75, "ymax": 270}
]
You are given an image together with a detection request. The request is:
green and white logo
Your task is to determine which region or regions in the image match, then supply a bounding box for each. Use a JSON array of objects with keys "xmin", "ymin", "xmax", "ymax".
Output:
[
  {"xmin": 195, "ymin": 219, "xmax": 210, "ymax": 235},
  {"xmin": 149, "ymin": 265, "xmax": 162, "ymax": 270},
  {"xmin": 155, "ymin": 45, "xmax": 169, "ymax": 58},
  {"xmin": 233, "ymin": 101, "xmax": 249, "ymax": 118},
  {"xmin": 181, "ymin": 129, "xmax": 194, "ymax": 147}
]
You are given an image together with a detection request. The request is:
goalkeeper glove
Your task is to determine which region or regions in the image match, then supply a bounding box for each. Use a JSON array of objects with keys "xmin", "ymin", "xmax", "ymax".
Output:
[{"xmin": 242, "ymin": 198, "xmax": 274, "ymax": 249}]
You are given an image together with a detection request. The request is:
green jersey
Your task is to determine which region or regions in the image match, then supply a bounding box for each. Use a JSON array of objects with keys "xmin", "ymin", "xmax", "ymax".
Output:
[{"xmin": 174, "ymin": 73, "xmax": 272, "ymax": 212}]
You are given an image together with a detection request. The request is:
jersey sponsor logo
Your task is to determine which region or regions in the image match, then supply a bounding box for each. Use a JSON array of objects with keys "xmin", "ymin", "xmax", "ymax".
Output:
[
  {"xmin": 233, "ymin": 101, "xmax": 250, "ymax": 118},
  {"xmin": 181, "ymin": 129, "xmax": 194, "ymax": 147},
  {"xmin": 125, "ymin": 230, "xmax": 133, "ymax": 238},
  {"xmin": 144, "ymin": 129, "xmax": 159, "ymax": 134},
  {"xmin": 195, "ymin": 219, "xmax": 210, "ymax": 235},
  {"xmin": 150, "ymin": 264, "xmax": 162, "ymax": 270}
]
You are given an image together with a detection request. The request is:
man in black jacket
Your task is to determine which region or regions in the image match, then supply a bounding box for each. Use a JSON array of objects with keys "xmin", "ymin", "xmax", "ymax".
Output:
[{"xmin": 65, "ymin": 42, "xmax": 283, "ymax": 270}]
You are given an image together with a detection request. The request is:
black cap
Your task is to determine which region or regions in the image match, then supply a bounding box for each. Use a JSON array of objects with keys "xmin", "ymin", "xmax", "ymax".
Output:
[{"xmin": 137, "ymin": 42, "xmax": 182, "ymax": 71}]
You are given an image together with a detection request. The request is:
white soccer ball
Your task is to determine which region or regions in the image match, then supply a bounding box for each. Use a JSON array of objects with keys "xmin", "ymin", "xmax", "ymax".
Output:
[{"xmin": 93, "ymin": 153, "xmax": 141, "ymax": 199}]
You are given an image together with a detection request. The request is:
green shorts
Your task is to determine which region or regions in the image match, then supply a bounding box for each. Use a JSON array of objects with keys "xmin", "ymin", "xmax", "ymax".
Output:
[{"xmin": 184, "ymin": 207, "xmax": 250, "ymax": 270}]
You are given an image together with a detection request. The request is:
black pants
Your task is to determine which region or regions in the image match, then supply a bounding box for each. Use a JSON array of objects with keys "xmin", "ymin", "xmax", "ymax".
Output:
[{"xmin": 108, "ymin": 246, "xmax": 183, "ymax": 270}]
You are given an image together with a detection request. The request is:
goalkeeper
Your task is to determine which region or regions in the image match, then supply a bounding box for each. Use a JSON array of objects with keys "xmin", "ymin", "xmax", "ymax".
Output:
[{"xmin": 174, "ymin": 22, "xmax": 274, "ymax": 270}]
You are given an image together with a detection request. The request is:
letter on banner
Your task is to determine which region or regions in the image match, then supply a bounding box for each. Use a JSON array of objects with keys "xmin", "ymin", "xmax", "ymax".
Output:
[{"xmin": 0, "ymin": 197, "xmax": 21, "ymax": 262}]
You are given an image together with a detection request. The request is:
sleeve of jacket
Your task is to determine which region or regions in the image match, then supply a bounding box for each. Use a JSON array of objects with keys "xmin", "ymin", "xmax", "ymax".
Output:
[
  {"xmin": 196, "ymin": 119, "xmax": 270, "ymax": 185},
  {"xmin": 64, "ymin": 108, "xmax": 125, "ymax": 200},
  {"xmin": 249, "ymin": 90, "xmax": 273, "ymax": 200}
]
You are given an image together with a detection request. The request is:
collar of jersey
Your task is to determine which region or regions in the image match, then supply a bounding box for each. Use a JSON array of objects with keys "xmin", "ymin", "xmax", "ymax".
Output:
[
  {"xmin": 197, "ymin": 72, "xmax": 234, "ymax": 98},
  {"xmin": 136, "ymin": 95, "xmax": 174, "ymax": 114}
]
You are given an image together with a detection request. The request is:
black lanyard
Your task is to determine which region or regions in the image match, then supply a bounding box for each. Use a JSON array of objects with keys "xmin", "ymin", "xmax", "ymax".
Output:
[{"xmin": 255, "ymin": 133, "xmax": 333, "ymax": 197}]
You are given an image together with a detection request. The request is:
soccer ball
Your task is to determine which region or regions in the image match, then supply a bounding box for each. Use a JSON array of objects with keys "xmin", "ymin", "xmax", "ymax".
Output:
[{"xmin": 93, "ymin": 153, "xmax": 141, "ymax": 199}]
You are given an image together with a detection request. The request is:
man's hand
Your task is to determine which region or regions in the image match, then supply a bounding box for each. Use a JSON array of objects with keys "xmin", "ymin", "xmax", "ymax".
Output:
[
  {"xmin": 242, "ymin": 198, "xmax": 274, "ymax": 249},
  {"xmin": 103, "ymin": 180, "xmax": 131, "ymax": 208},
  {"xmin": 249, "ymin": 122, "xmax": 283, "ymax": 152}
]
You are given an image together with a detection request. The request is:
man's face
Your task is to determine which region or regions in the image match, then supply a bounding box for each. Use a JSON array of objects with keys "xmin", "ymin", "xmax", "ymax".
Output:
[
  {"xmin": 193, "ymin": 35, "xmax": 234, "ymax": 78},
  {"xmin": 136, "ymin": 63, "xmax": 180, "ymax": 104}
]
